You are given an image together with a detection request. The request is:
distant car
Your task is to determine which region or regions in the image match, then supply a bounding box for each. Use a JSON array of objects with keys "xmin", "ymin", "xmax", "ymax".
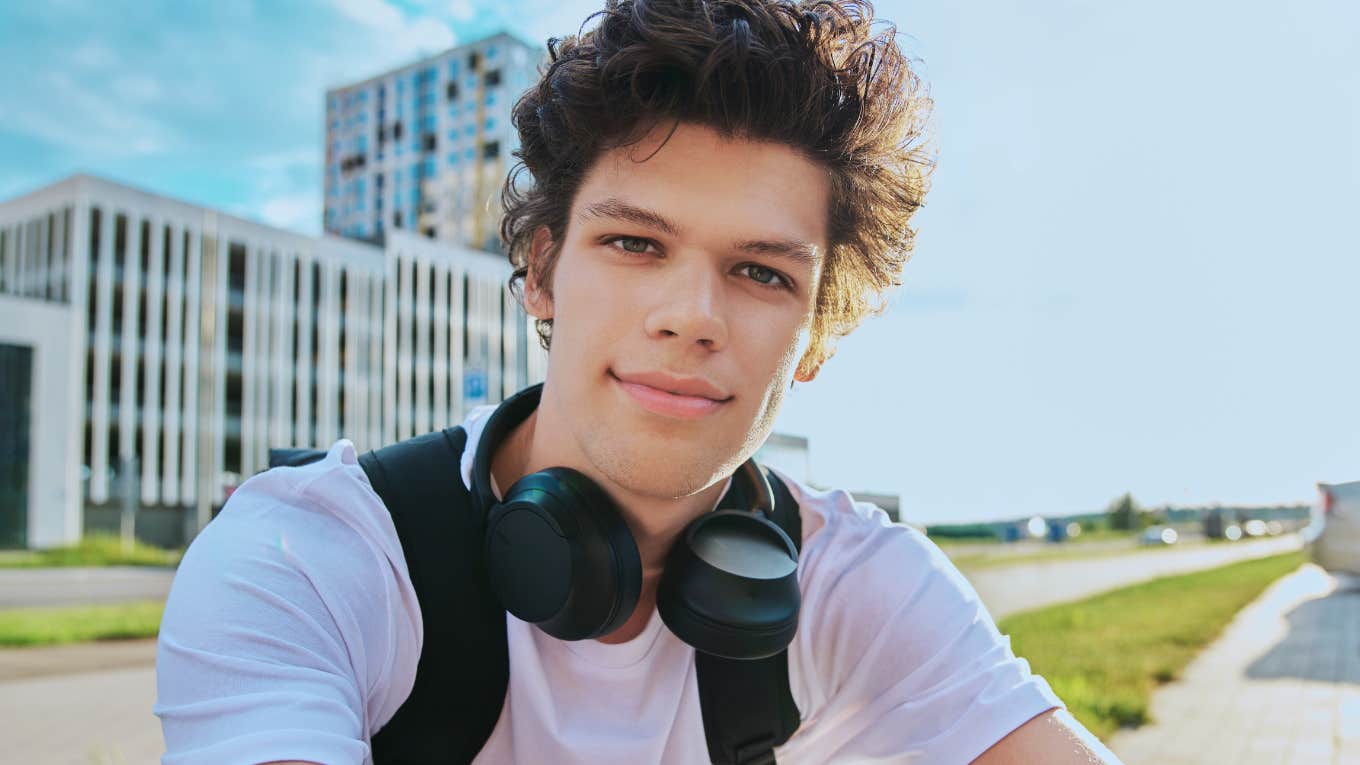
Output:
[
  {"xmin": 1306, "ymin": 480, "xmax": 1360, "ymax": 574},
  {"xmin": 1140, "ymin": 526, "xmax": 1179, "ymax": 545}
]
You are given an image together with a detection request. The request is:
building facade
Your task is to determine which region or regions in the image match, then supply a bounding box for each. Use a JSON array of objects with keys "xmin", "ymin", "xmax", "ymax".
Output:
[
  {"xmin": 0, "ymin": 175, "xmax": 544, "ymax": 549},
  {"xmin": 324, "ymin": 32, "xmax": 540, "ymax": 248}
]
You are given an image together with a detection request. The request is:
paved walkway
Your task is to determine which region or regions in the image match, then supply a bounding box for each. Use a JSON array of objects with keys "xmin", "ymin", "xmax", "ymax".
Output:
[
  {"xmin": 1108, "ymin": 564, "xmax": 1360, "ymax": 765},
  {"xmin": 2, "ymin": 663, "xmax": 161, "ymax": 765}
]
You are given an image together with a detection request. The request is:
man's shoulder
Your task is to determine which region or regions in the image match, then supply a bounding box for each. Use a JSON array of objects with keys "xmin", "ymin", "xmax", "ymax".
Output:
[
  {"xmin": 199, "ymin": 438, "xmax": 409, "ymax": 591},
  {"xmin": 771, "ymin": 469, "xmax": 937, "ymax": 567}
]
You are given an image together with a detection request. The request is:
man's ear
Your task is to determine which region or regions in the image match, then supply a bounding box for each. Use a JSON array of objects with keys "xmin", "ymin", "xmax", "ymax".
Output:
[{"xmin": 523, "ymin": 227, "xmax": 555, "ymax": 321}]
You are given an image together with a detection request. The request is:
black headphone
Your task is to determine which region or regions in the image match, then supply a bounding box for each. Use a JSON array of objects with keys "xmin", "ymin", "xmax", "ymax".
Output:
[{"xmin": 473, "ymin": 383, "xmax": 801, "ymax": 660}]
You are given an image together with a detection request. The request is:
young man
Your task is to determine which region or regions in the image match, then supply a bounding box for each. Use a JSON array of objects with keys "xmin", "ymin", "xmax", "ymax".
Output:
[{"xmin": 156, "ymin": 1, "xmax": 1123, "ymax": 763}]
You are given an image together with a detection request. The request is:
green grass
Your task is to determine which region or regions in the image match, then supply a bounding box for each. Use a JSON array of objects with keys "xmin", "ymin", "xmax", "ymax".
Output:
[
  {"xmin": 0, "ymin": 600, "xmax": 165, "ymax": 647},
  {"xmin": 998, "ymin": 550, "xmax": 1307, "ymax": 739},
  {"xmin": 0, "ymin": 533, "xmax": 181, "ymax": 568}
]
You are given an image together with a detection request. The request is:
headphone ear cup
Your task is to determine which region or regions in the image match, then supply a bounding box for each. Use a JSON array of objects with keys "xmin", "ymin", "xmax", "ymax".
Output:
[
  {"xmin": 484, "ymin": 467, "xmax": 642, "ymax": 641},
  {"xmin": 657, "ymin": 510, "xmax": 800, "ymax": 660}
]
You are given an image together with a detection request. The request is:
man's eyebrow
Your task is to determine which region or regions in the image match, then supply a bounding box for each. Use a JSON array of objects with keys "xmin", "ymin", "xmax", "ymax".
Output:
[
  {"xmin": 579, "ymin": 197, "xmax": 822, "ymax": 269},
  {"xmin": 734, "ymin": 238, "xmax": 822, "ymax": 270},
  {"xmin": 578, "ymin": 198, "xmax": 680, "ymax": 236}
]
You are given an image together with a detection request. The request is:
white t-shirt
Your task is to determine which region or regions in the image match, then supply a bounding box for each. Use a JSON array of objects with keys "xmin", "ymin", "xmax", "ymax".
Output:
[{"xmin": 155, "ymin": 405, "xmax": 1063, "ymax": 764}]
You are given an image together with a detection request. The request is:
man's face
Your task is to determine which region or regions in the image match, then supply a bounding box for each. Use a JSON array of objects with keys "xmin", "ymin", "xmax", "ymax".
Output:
[{"xmin": 527, "ymin": 122, "xmax": 829, "ymax": 499}]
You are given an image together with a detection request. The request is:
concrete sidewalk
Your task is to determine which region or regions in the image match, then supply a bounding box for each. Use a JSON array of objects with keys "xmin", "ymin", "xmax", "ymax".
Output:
[{"xmin": 1108, "ymin": 563, "xmax": 1360, "ymax": 765}]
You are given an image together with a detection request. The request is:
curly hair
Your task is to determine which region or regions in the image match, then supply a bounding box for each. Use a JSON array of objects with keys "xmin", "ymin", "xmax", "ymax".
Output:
[{"xmin": 500, "ymin": 0, "xmax": 932, "ymax": 379}]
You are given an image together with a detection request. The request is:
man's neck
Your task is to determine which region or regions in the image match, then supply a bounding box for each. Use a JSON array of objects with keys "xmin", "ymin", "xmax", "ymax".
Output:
[{"xmin": 488, "ymin": 386, "xmax": 729, "ymax": 642}]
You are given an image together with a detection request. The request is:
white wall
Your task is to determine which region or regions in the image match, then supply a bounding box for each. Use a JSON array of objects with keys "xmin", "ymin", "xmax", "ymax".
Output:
[{"xmin": 0, "ymin": 294, "xmax": 78, "ymax": 548}]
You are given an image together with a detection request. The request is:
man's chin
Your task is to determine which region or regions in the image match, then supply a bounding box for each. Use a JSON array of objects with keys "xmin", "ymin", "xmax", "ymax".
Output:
[{"xmin": 586, "ymin": 443, "xmax": 733, "ymax": 500}]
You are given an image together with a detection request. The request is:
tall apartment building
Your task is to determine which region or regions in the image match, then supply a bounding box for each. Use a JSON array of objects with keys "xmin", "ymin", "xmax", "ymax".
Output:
[
  {"xmin": 324, "ymin": 32, "xmax": 541, "ymax": 249},
  {"xmin": 0, "ymin": 175, "xmax": 545, "ymax": 549}
]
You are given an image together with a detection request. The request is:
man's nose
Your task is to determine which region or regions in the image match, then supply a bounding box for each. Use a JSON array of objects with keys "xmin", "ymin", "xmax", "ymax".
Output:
[{"xmin": 642, "ymin": 259, "xmax": 729, "ymax": 351}]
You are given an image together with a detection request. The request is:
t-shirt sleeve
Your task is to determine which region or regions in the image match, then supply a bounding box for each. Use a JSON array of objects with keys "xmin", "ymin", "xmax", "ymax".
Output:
[
  {"xmin": 154, "ymin": 441, "xmax": 421, "ymax": 765},
  {"xmin": 781, "ymin": 491, "xmax": 1063, "ymax": 765}
]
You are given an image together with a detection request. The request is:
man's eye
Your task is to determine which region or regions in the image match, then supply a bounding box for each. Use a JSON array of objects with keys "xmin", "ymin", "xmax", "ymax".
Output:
[
  {"xmin": 740, "ymin": 264, "xmax": 791, "ymax": 290},
  {"xmin": 610, "ymin": 237, "xmax": 653, "ymax": 254}
]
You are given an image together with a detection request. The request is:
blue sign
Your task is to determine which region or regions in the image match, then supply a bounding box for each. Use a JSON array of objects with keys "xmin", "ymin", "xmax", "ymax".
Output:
[{"xmin": 464, "ymin": 368, "xmax": 487, "ymax": 405}]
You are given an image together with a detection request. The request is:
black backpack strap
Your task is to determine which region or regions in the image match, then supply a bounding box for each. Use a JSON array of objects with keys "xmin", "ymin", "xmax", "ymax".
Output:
[
  {"xmin": 695, "ymin": 467, "xmax": 803, "ymax": 765},
  {"xmin": 360, "ymin": 427, "xmax": 508, "ymax": 765}
]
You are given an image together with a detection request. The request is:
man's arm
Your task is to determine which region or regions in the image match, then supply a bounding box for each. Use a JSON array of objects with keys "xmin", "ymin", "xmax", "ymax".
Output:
[{"xmin": 973, "ymin": 709, "xmax": 1124, "ymax": 764}]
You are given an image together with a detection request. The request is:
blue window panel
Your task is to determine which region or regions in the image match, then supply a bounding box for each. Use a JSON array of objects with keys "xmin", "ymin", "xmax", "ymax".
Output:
[
  {"xmin": 420, "ymin": 115, "xmax": 436, "ymax": 131},
  {"xmin": 423, "ymin": 159, "xmax": 436, "ymax": 178},
  {"xmin": 447, "ymin": 152, "xmax": 460, "ymax": 167},
  {"xmin": 484, "ymin": 117, "xmax": 495, "ymax": 131},
  {"xmin": 486, "ymin": 45, "xmax": 497, "ymax": 59},
  {"xmin": 465, "ymin": 124, "xmax": 476, "ymax": 137},
  {"xmin": 465, "ymin": 147, "xmax": 475, "ymax": 160},
  {"xmin": 409, "ymin": 188, "xmax": 420, "ymax": 206},
  {"xmin": 485, "ymin": 92, "xmax": 497, "ymax": 106}
]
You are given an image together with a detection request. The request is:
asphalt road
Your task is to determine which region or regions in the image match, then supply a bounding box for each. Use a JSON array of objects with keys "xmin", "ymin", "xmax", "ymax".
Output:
[
  {"xmin": 0, "ymin": 566, "xmax": 175, "ymax": 609},
  {"xmin": 965, "ymin": 534, "xmax": 1304, "ymax": 620}
]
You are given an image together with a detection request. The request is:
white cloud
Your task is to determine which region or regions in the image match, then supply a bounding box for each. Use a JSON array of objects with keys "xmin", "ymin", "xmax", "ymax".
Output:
[
  {"xmin": 330, "ymin": 0, "xmax": 457, "ymax": 61},
  {"xmin": 258, "ymin": 191, "xmax": 321, "ymax": 233},
  {"xmin": 0, "ymin": 70, "xmax": 173, "ymax": 157}
]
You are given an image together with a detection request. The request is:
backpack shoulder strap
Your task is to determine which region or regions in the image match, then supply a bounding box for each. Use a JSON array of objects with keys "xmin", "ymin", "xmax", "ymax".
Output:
[
  {"xmin": 695, "ymin": 467, "xmax": 803, "ymax": 765},
  {"xmin": 360, "ymin": 427, "xmax": 508, "ymax": 765}
]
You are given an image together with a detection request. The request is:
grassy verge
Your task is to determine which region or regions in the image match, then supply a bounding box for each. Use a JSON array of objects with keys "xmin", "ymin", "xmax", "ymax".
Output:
[
  {"xmin": 999, "ymin": 550, "xmax": 1306, "ymax": 739},
  {"xmin": 0, "ymin": 600, "xmax": 165, "ymax": 647},
  {"xmin": 0, "ymin": 533, "xmax": 182, "ymax": 568}
]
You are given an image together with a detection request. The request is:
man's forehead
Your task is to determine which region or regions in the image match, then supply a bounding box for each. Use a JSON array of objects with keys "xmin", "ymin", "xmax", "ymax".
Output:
[{"xmin": 569, "ymin": 124, "xmax": 831, "ymax": 256}]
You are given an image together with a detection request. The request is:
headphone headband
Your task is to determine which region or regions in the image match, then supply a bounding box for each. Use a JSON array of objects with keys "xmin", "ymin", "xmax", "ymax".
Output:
[{"xmin": 471, "ymin": 383, "xmax": 545, "ymax": 513}]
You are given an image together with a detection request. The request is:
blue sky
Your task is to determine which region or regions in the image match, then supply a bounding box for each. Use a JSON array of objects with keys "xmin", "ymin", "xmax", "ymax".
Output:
[{"xmin": 3, "ymin": 0, "xmax": 1356, "ymax": 524}]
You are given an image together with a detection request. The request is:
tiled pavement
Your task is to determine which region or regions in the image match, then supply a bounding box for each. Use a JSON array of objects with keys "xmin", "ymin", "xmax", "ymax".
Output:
[{"xmin": 1108, "ymin": 564, "xmax": 1360, "ymax": 765}]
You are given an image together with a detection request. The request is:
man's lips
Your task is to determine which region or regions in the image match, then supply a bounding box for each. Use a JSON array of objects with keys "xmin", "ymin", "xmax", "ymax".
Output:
[{"xmin": 610, "ymin": 370, "xmax": 731, "ymax": 420}]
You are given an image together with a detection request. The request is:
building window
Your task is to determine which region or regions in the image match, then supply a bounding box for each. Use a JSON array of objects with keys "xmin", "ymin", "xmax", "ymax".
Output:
[
  {"xmin": 422, "ymin": 132, "xmax": 436, "ymax": 152},
  {"xmin": 446, "ymin": 81, "xmax": 459, "ymax": 101},
  {"xmin": 468, "ymin": 51, "xmax": 480, "ymax": 70},
  {"xmin": 484, "ymin": 69, "xmax": 501, "ymax": 87},
  {"xmin": 482, "ymin": 141, "xmax": 500, "ymax": 160}
]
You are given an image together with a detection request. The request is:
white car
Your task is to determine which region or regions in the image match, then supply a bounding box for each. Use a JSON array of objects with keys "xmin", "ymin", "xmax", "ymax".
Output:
[{"xmin": 1305, "ymin": 480, "xmax": 1360, "ymax": 574}]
